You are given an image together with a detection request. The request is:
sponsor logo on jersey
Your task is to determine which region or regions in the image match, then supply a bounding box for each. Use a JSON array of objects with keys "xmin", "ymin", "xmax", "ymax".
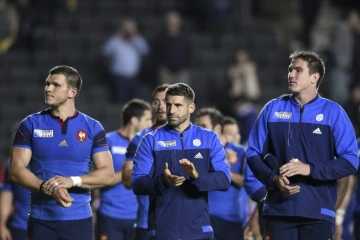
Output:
[
  {"xmin": 111, "ymin": 146, "xmax": 127, "ymax": 154},
  {"xmin": 77, "ymin": 130, "xmax": 87, "ymax": 142},
  {"xmin": 34, "ymin": 129, "xmax": 53, "ymax": 138},
  {"xmin": 274, "ymin": 112, "xmax": 292, "ymax": 119},
  {"xmin": 158, "ymin": 140, "xmax": 176, "ymax": 147},
  {"xmin": 193, "ymin": 139, "xmax": 201, "ymax": 147}
]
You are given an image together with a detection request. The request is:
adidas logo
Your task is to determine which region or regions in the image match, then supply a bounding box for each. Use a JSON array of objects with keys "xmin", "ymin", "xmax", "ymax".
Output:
[
  {"xmin": 313, "ymin": 128, "xmax": 322, "ymax": 134},
  {"xmin": 194, "ymin": 152, "xmax": 203, "ymax": 159},
  {"xmin": 59, "ymin": 140, "xmax": 68, "ymax": 146}
]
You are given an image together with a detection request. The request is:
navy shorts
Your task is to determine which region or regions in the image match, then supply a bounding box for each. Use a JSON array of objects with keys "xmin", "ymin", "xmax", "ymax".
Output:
[
  {"xmin": 96, "ymin": 212, "xmax": 135, "ymax": 240},
  {"xmin": 28, "ymin": 216, "xmax": 94, "ymax": 240},
  {"xmin": 134, "ymin": 228, "xmax": 148, "ymax": 240},
  {"xmin": 10, "ymin": 227, "xmax": 27, "ymax": 240},
  {"xmin": 210, "ymin": 215, "xmax": 244, "ymax": 240},
  {"xmin": 264, "ymin": 216, "xmax": 333, "ymax": 240}
]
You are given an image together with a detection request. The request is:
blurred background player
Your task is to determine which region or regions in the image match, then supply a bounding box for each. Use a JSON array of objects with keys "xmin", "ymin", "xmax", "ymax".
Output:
[
  {"xmin": 195, "ymin": 107, "xmax": 265, "ymax": 240},
  {"xmin": 0, "ymin": 122, "xmax": 29, "ymax": 240},
  {"xmin": 9, "ymin": 65, "xmax": 115, "ymax": 240},
  {"xmin": 96, "ymin": 99, "xmax": 152, "ymax": 240},
  {"xmin": 122, "ymin": 84, "xmax": 168, "ymax": 240}
]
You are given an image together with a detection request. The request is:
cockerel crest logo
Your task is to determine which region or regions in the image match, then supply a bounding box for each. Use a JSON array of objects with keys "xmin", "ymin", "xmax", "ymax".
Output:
[{"xmin": 76, "ymin": 130, "xmax": 87, "ymax": 142}]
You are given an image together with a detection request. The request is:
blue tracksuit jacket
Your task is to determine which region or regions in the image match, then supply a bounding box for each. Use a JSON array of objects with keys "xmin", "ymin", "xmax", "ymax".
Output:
[
  {"xmin": 132, "ymin": 123, "xmax": 231, "ymax": 240},
  {"xmin": 246, "ymin": 94, "xmax": 358, "ymax": 223}
]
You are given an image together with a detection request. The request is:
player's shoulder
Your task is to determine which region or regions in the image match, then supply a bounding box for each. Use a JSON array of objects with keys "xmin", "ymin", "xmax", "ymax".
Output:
[{"xmin": 226, "ymin": 142, "xmax": 247, "ymax": 152}]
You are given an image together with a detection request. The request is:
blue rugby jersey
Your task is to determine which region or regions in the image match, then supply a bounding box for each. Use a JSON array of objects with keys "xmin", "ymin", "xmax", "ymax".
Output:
[
  {"xmin": 3, "ymin": 161, "xmax": 30, "ymax": 230},
  {"xmin": 12, "ymin": 109, "xmax": 109, "ymax": 220},
  {"xmin": 246, "ymin": 94, "xmax": 358, "ymax": 223},
  {"xmin": 132, "ymin": 123, "xmax": 230, "ymax": 240},
  {"xmin": 355, "ymin": 138, "xmax": 360, "ymax": 213},
  {"xmin": 209, "ymin": 142, "xmax": 265, "ymax": 223},
  {"xmin": 125, "ymin": 126, "xmax": 156, "ymax": 229},
  {"xmin": 98, "ymin": 131, "xmax": 137, "ymax": 219}
]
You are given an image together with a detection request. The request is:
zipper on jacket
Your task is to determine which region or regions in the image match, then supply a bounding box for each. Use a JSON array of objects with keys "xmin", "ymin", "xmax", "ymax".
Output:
[
  {"xmin": 180, "ymin": 132, "xmax": 184, "ymax": 150},
  {"xmin": 300, "ymin": 106, "xmax": 304, "ymax": 122}
]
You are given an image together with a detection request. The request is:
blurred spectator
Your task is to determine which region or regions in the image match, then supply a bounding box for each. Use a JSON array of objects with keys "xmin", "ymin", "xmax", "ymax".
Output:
[
  {"xmin": 299, "ymin": 0, "xmax": 321, "ymax": 49},
  {"xmin": 231, "ymin": 97, "xmax": 258, "ymax": 146},
  {"xmin": 0, "ymin": 0, "xmax": 18, "ymax": 55},
  {"xmin": 227, "ymin": 49, "xmax": 260, "ymax": 102},
  {"xmin": 344, "ymin": 85, "xmax": 360, "ymax": 137},
  {"xmin": 151, "ymin": 11, "xmax": 193, "ymax": 85},
  {"xmin": 102, "ymin": 19, "xmax": 149, "ymax": 103},
  {"xmin": 328, "ymin": 8, "xmax": 360, "ymax": 106}
]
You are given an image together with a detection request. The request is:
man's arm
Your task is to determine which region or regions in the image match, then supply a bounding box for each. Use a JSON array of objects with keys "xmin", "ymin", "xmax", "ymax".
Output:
[
  {"xmin": 246, "ymin": 102, "xmax": 279, "ymax": 188},
  {"xmin": 132, "ymin": 135, "xmax": 170, "ymax": 196},
  {"xmin": 122, "ymin": 161, "xmax": 133, "ymax": 189},
  {"xmin": 9, "ymin": 147, "xmax": 42, "ymax": 192},
  {"xmin": 244, "ymin": 165, "xmax": 267, "ymax": 203},
  {"xmin": 0, "ymin": 190, "xmax": 13, "ymax": 240},
  {"xmin": 230, "ymin": 171, "xmax": 244, "ymax": 187},
  {"xmin": 281, "ymin": 108, "xmax": 359, "ymax": 181},
  {"xmin": 184, "ymin": 133, "xmax": 230, "ymax": 192},
  {"xmin": 45, "ymin": 150, "xmax": 115, "ymax": 191}
]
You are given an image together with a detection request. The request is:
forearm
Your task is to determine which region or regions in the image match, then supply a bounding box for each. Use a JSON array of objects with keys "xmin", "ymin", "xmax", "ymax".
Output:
[
  {"xmin": 9, "ymin": 166, "xmax": 42, "ymax": 192},
  {"xmin": 0, "ymin": 192, "xmax": 13, "ymax": 228},
  {"xmin": 247, "ymin": 155, "xmax": 277, "ymax": 188},
  {"xmin": 191, "ymin": 171, "xmax": 230, "ymax": 192},
  {"xmin": 122, "ymin": 169, "xmax": 132, "ymax": 189},
  {"xmin": 113, "ymin": 171, "xmax": 122, "ymax": 185},
  {"xmin": 230, "ymin": 172, "xmax": 244, "ymax": 187},
  {"xmin": 336, "ymin": 176, "xmax": 353, "ymax": 210},
  {"xmin": 309, "ymin": 158, "xmax": 357, "ymax": 181},
  {"xmin": 132, "ymin": 175, "xmax": 167, "ymax": 196},
  {"xmin": 80, "ymin": 166, "xmax": 114, "ymax": 189}
]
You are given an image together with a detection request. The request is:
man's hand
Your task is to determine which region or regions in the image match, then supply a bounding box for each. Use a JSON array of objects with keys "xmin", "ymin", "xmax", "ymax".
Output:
[
  {"xmin": 225, "ymin": 149, "xmax": 238, "ymax": 165},
  {"xmin": 179, "ymin": 159, "xmax": 199, "ymax": 179},
  {"xmin": 52, "ymin": 188, "xmax": 74, "ymax": 208},
  {"xmin": 163, "ymin": 163, "xmax": 185, "ymax": 187},
  {"xmin": 279, "ymin": 158, "xmax": 310, "ymax": 177},
  {"xmin": 333, "ymin": 224, "xmax": 343, "ymax": 240},
  {"xmin": 44, "ymin": 176, "xmax": 74, "ymax": 193},
  {"xmin": 274, "ymin": 175, "xmax": 300, "ymax": 195},
  {"xmin": 0, "ymin": 225, "xmax": 12, "ymax": 240}
]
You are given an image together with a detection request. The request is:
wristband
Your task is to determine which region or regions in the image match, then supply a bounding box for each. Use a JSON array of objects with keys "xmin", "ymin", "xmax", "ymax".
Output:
[
  {"xmin": 70, "ymin": 176, "xmax": 82, "ymax": 187},
  {"xmin": 335, "ymin": 209, "xmax": 345, "ymax": 226}
]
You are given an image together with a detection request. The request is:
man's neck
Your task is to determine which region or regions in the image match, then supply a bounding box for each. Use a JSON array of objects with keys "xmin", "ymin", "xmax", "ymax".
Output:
[
  {"xmin": 118, "ymin": 126, "xmax": 136, "ymax": 141},
  {"xmin": 50, "ymin": 102, "xmax": 76, "ymax": 121},
  {"xmin": 293, "ymin": 90, "xmax": 318, "ymax": 107}
]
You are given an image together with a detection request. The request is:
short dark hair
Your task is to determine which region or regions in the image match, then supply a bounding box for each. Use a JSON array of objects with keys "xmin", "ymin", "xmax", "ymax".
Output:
[
  {"xmin": 196, "ymin": 107, "xmax": 224, "ymax": 128},
  {"xmin": 49, "ymin": 65, "xmax": 82, "ymax": 95},
  {"xmin": 223, "ymin": 116, "xmax": 238, "ymax": 126},
  {"xmin": 289, "ymin": 51, "xmax": 325, "ymax": 88},
  {"xmin": 121, "ymin": 98, "xmax": 152, "ymax": 126},
  {"xmin": 165, "ymin": 83, "xmax": 195, "ymax": 102},
  {"xmin": 152, "ymin": 84, "xmax": 169, "ymax": 100}
]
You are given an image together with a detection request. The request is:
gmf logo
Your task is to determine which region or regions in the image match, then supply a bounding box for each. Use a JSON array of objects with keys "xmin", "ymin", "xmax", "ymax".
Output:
[{"xmin": 77, "ymin": 130, "xmax": 87, "ymax": 142}]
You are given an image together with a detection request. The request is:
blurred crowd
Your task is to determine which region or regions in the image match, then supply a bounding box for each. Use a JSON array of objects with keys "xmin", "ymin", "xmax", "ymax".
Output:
[{"xmin": 1, "ymin": 0, "xmax": 360, "ymax": 239}]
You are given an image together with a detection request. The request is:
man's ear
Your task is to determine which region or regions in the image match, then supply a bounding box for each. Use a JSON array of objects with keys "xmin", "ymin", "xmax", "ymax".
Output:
[
  {"xmin": 189, "ymin": 103, "xmax": 195, "ymax": 114},
  {"xmin": 69, "ymin": 88, "xmax": 78, "ymax": 98},
  {"xmin": 311, "ymin": 73, "xmax": 319, "ymax": 85}
]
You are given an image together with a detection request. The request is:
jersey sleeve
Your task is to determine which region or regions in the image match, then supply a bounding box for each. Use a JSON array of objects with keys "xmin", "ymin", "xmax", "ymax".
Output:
[
  {"xmin": 91, "ymin": 121, "xmax": 109, "ymax": 155},
  {"xmin": 132, "ymin": 134, "xmax": 168, "ymax": 196},
  {"xmin": 310, "ymin": 106, "xmax": 359, "ymax": 180},
  {"xmin": 12, "ymin": 118, "xmax": 32, "ymax": 150},
  {"xmin": 190, "ymin": 132, "xmax": 231, "ymax": 192},
  {"xmin": 3, "ymin": 164, "xmax": 13, "ymax": 192},
  {"xmin": 125, "ymin": 134, "xmax": 142, "ymax": 161},
  {"xmin": 246, "ymin": 101, "xmax": 278, "ymax": 188}
]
